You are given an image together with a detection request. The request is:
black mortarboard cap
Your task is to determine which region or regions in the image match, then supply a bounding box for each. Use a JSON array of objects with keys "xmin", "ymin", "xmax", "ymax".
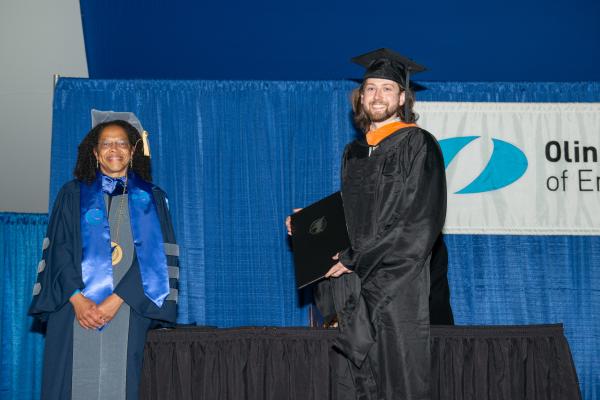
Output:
[
  {"xmin": 352, "ymin": 48, "xmax": 427, "ymax": 119},
  {"xmin": 352, "ymin": 48, "xmax": 426, "ymax": 89}
]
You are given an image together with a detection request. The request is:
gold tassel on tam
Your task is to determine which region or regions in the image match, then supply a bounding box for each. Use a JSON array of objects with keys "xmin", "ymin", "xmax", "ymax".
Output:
[{"xmin": 142, "ymin": 130, "xmax": 151, "ymax": 158}]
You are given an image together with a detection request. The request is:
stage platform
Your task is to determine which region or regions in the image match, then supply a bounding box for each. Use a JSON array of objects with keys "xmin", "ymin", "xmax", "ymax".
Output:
[{"xmin": 140, "ymin": 324, "xmax": 581, "ymax": 400}]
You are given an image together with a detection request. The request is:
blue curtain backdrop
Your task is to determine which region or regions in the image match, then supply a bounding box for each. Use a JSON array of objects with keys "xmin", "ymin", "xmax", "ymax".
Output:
[
  {"xmin": 0, "ymin": 213, "xmax": 46, "ymax": 400},
  {"xmin": 1, "ymin": 80, "xmax": 598, "ymax": 399}
]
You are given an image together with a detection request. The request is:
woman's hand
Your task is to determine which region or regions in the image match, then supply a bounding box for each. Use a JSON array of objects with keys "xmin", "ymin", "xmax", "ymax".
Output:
[
  {"xmin": 285, "ymin": 208, "xmax": 303, "ymax": 236},
  {"xmin": 96, "ymin": 294, "xmax": 124, "ymax": 325},
  {"xmin": 70, "ymin": 293, "xmax": 104, "ymax": 329}
]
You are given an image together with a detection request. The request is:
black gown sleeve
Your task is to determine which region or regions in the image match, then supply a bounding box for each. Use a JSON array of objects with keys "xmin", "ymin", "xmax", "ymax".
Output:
[
  {"xmin": 335, "ymin": 131, "xmax": 447, "ymax": 366},
  {"xmin": 112, "ymin": 187, "xmax": 178, "ymax": 325},
  {"xmin": 28, "ymin": 181, "xmax": 84, "ymax": 321}
]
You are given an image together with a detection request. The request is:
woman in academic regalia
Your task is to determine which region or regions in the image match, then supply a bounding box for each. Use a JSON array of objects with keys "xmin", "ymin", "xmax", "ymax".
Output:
[{"xmin": 29, "ymin": 112, "xmax": 180, "ymax": 400}]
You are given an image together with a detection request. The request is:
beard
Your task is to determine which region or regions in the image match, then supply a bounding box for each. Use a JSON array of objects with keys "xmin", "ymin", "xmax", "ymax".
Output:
[{"xmin": 365, "ymin": 101, "xmax": 400, "ymax": 123}]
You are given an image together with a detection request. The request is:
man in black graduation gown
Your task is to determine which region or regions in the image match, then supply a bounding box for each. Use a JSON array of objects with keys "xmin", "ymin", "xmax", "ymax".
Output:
[
  {"xmin": 320, "ymin": 48, "xmax": 450, "ymax": 399},
  {"xmin": 29, "ymin": 114, "xmax": 179, "ymax": 400}
]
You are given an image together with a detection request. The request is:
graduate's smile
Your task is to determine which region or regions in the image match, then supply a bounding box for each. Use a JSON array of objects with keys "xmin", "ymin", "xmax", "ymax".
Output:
[
  {"xmin": 367, "ymin": 101, "xmax": 396, "ymax": 121},
  {"xmin": 94, "ymin": 126, "xmax": 133, "ymax": 178},
  {"xmin": 370, "ymin": 102, "xmax": 389, "ymax": 111}
]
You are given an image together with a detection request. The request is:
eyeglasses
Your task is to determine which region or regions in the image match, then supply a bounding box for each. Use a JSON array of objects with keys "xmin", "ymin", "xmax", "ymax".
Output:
[{"xmin": 99, "ymin": 140, "xmax": 130, "ymax": 150}]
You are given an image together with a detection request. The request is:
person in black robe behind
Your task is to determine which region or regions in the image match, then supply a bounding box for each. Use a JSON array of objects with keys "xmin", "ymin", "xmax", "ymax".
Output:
[{"xmin": 29, "ymin": 114, "xmax": 179, "ymax": 400}]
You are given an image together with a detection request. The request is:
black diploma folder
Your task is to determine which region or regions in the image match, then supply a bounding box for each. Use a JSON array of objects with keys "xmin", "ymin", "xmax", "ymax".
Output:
[{"xmin": 291, "ymin": 192, "xmax": 350, "ymax": 289}]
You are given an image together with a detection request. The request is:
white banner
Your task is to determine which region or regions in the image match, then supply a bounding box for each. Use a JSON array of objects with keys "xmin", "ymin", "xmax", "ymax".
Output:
[{"xmin": 416, "ymin": 102, "xmax": 600, "ymax": 235}]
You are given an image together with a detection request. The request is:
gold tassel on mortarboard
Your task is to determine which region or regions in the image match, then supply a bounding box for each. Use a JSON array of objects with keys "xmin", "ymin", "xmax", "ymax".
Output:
[{"xmin": 142, "ymin": 130, "xmax": 151, "ymax": 158}]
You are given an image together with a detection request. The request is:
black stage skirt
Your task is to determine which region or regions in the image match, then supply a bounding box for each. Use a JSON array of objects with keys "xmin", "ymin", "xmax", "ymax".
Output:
[{"xmin": 141, "ymin": 324, "xmax": 581, "ymax": 400}]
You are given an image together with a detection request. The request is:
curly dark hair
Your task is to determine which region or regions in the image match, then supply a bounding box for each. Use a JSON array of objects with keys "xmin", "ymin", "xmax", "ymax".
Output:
[
  {"xmin": 73, "ymin": 120, "xmax": 152, "ymax": 183},
  {"xmin": 351, "ymin": 82, "xmax": 418, "ymax": 133}
]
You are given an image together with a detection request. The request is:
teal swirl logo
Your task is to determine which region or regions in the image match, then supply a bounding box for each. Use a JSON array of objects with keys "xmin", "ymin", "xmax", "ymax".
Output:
[{"xmin": 439, "ymin": 136, "xmax": 528, "ymax": 194}]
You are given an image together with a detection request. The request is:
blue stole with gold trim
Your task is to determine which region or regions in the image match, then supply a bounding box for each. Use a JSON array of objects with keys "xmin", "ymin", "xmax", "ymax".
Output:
[{"xmin": 80, "ymin": 172, "xmax": 169, "ymax": 307}]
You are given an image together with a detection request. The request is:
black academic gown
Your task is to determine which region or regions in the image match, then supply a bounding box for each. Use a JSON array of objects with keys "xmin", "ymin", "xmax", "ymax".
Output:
[
  {"xmin": 315, "ymin": 232, "xmax": 453, "ymax": 327},
  {"xmin": 329, "ymin": 126, "xmax": 447, "ymax": 400},
  {"xmin": 28, "ymin": 180, "xmax": 179, "ymax": 400}
]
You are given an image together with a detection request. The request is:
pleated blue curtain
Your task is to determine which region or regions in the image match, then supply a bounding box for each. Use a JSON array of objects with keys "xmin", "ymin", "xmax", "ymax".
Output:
[
  {"xmin": 417, "ymin": 81, "xmax": 600, "ymax": 102},
  {"xmin": 0, "ymin": 213, "xmax": 47, "ymax": 400}
]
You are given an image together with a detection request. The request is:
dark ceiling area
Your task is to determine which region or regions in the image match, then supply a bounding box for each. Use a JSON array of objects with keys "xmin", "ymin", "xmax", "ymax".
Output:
[{"xmin": 80, "ymin": 0, "xmax": 600, "ymax": 82}]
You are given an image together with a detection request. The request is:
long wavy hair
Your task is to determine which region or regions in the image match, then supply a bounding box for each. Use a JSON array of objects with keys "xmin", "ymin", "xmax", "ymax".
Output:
[
  {"xmin": 73, "ymin": 120, "xmax": 152, "ymax": 183},
  {"xmin": 351, "ymin": 81, "xmax": 418, "ymax": 133}
]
